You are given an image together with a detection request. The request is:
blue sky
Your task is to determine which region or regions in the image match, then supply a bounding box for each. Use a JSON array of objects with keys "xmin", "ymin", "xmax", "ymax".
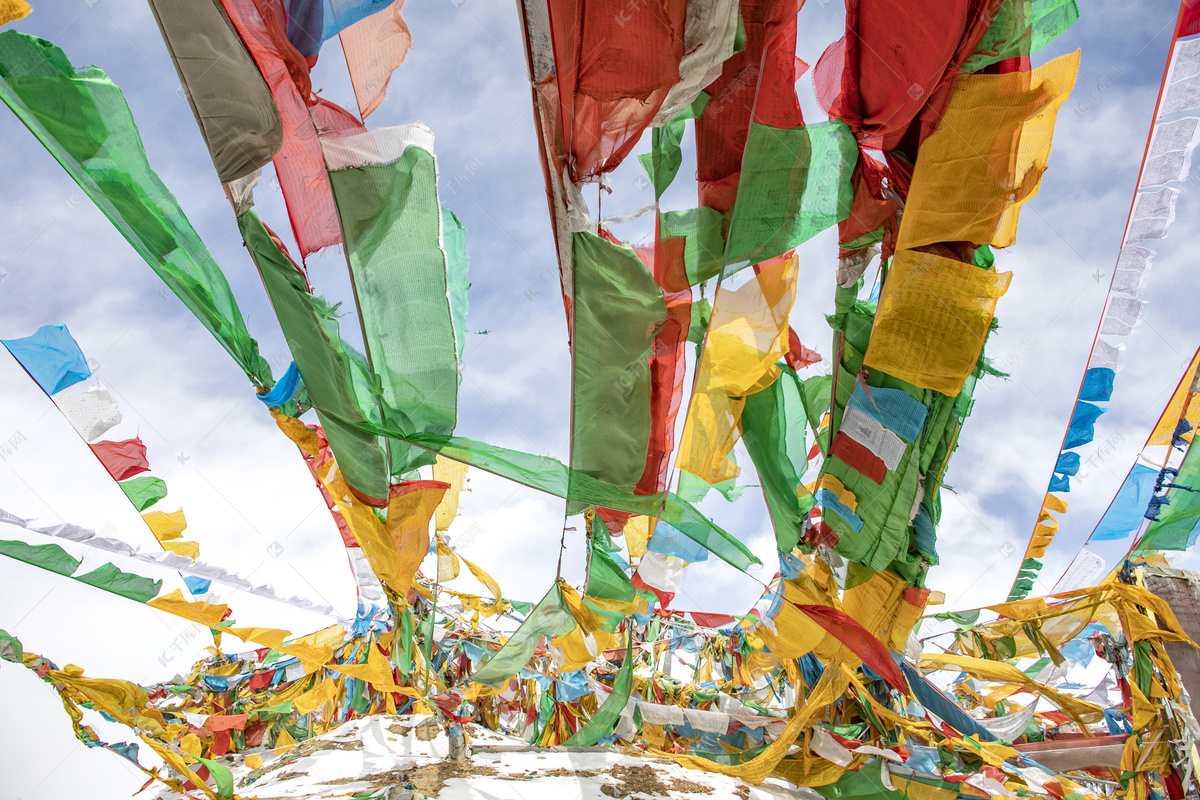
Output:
[{"xmin": 1, "ymin": 0, "xmax": 1198, "ymax": 795}]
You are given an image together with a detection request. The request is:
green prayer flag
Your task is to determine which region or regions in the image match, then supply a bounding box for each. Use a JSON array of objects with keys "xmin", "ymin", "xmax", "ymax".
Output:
[
  {"xmin": 676, "ymin": 469, "xmax": 745, "ymax": 504},
  {"xmin": 442, "ymin": 206, "xmax": 471, "ymax": 365},
  {"xmin": 239, "ymin": 210, "xmax": 389, "ymax": 501},
  {"xmin": 470, "ymin": 583, "xmax": 576, "ymax": 688},
  {"xmin": 565, "ymin": 636, "xmax": 634, "ymax": 745},
  {"xmin": 742, "ymin": 367, "xmax": 816, "ymax": 553},
  {"xmin": 660, "ymin": 207, "xmax": 726, "ymax": 285},
  {"xmin": 964, "ymin": 0, "xmax": 1080, "ymax": 73},
  {"xmin": 326, "ymin": 128, "xmax": 459, "ymax": 478},
  {"xmin": 508, "ymin": 600, "xmax": 533, "ymax": 616},
  {"xmin": 403, "ymin": 433, "xmax": 760, "ymax": 572},
  {"xmin": 74, "ymin": 563, "xmax": 162, "ymax": 603},
  {"xmin": 1139, "ymin": 442, "xmax": 1200, "ymax": 552},
  {"xmin": 570, "ymin": 231, "xmax": 665, "ymax": 501},
  {"xmin": 725, "ymin": 120, "xmax": 857, "ymax": 269},
  {"xmin": 118, "ymin": 475, "xmax": 168, "ymax": 511},
  {"xmin": 195, "ymin": 757, "xmax": 234, "ymax": 798},
  {"xmin": 638, "ymin": 94, "xmax": 709, "ymax": 199},
  {"xmin": 0, "ymin": 32, "xmax": 272, "ymax": 387},
  {"xmin": 0, "ymin": 539, "xmax": 80, "ymax": 576}
]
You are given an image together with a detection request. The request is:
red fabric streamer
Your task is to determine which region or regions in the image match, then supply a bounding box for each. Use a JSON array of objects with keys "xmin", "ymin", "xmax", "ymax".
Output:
[
  {"xmin": 220, "ymin": 0, "xmax": 365, "ymax": 260},
  {"xmin": 546, "ymin": 0, "xmax": 688, "ymax": 181},
  {"xmin": 631, "ymin": 570, "xmax": 674, "ymax": 609},
  {"xmin": 829, "ymin": 432, "xmax": 886, "ymax": 484},
  {"xmin": 89, "ymin": 438, "xmax": 150, "ymax": 481},
  {"xmin": 638, "ymin": 232, "xmax": 691, "ymax": 497},
  {"xmin": 812, "ymin": 0, "xmax": 1002, "ymax": 155},
  {"xmin": 210, "ymin": 728, "xmax": 231, "ymax": 756},
  {"xmin": 244, "ymin": 720, "xmax": 269, "ymax": 747},
  {"xmin": 837, "ymin": 154, "xmax": 900, "ymax": 254},
  {"xmin": 248, "ymin": 671, "xmax": 273, "ymax": 690},
  {"xmin": 696, "ymin": 0, "xmax": 804, "ymax": 212},
  {"xmin": 689, "ymin": 612, "xmax": 737, "ymax": 629},
  {"xmin": 794, "ymin": 604, "xmax": 907, "ymax": 692},
  {"xmin": 206, "ymin": 713, "xmax": 249, "ymax": 732},
  {"xmin": 804, "ymin": 520, "xmax": 840, "ymax": 548},
  {"xmin": 784, "ymin": 328, "xmax": 822, "ymax": 370}
]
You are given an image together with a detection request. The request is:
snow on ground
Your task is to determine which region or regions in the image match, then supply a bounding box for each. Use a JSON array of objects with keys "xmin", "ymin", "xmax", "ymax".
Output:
[{"xmin": 140, "ymin": 714, "xmax": 820, "ymax": 800}]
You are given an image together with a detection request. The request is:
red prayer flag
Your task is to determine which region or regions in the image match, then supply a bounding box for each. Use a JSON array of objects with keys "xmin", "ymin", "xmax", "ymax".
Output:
[
  {"xmin": 793, "ymin": 603, "xmax": 907, "ymax": 693},
  {"xmin": 89, "ymin": 438, "xmax": 150, "ymax": 481},
  {"xmin": 830, "ymin": 432, "xmax": 886, "ymax": 484}
]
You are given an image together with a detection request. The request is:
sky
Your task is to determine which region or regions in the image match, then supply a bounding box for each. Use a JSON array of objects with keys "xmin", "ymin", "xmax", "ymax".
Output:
[{"xmin": 0, "ymin": 0, "xmax": 1198, "ymax": 796}]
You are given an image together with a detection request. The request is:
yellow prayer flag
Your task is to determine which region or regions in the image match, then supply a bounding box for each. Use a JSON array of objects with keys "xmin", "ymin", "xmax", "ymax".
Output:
[
  {"xmin": 863, "ymin": 250, "xmax": 1011, "ymax": 396},
  {"xmin": 897, "ymin": 51, "xmax": 1079, "ymax": 250},
  {"xmin": 293, "ymin": 676, "xmax": 338, "ymax": 715},
  {"xmin": 433, "ymin": 456, "xmax": 469, "ymax": 532},
  {"xmin": 1146, "ymin": 349, "xmax": 1200, "ymax": 446},
  {"xmin": 1, "ymin": 0, "xmax": 31, "ymax": 28},
  {"xmin": 143, "ymin": 509, "xmax": 187, "ymax": 541},
  {"xmin": 147, "ymin": 589, "xmax": 228, "ymax": 627},
  {"xmin": 677, "ymin": 251, "xmax": 798, "ymax": 484}
]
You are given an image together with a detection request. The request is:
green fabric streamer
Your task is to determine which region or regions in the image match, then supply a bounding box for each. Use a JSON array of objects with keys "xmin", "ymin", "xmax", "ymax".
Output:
[
  {"xmin": 585, "ymin": 521, "xmax": 637, "ymax": 632},
  {"xmin": 404, "ymin": 433, "xmax": 760, "ymax": 572},
  {"xmin": 570, "ymin": 231, "xmax": 665, "ymax": 501},
  {"xmin": 687, "ymin": 297, "xmax": 712, "ymax": 345},
  {"xmin": 659, "ymin": 207, "xmax": 726, "ymax": 285},
  {"xmin": 638, "ymin": 94, "xmax": 709, "ymax": 199},
  {"xmin": 0, "ymin": 539, "xmax": 81, "ymax": 576},
  {"xmin": 239, "ymin": 210, "xmax": 389, "ymax": 501},
  {"xmin": 799, "ymin": 374, "xmax": 832, "ymax": 452},
  {"xmin": 0, "ymin": 32, "xmax": 272, "ymax": 387},
  {"xmin": 676, "ymin": 469, "xmax": 744, "ymax": 504},
  {"xmin": 396, "ymin": 607, "xmax": 414, "ymax": 677},
  {"xmin": 195, "ymin": 757, "xmax": 234, "ymax": 798},
  {"xmin": 1139, "ymin": 443, "xmax": 1200, "ymax": 552},
  {"xmin": 328, "ymin": 140, "xmax": 459, "ymax": 477},
  {"xmin": 74, "ymin": 563, "xmax": 162, "ymax": 602},
  {"xmin": 741, "ymin": 367, "xmax": 817, "ymax": 552},
  {"xmin": 565, "ymin": 636, "xmax": 634, "ymax": 745},
  {"xmin": 442, "ymin": 207, "xmax": 470, "ymax": 365},
  {"xmin": 1133, "ymin": 640, "xmax": 1155, "ymax": 700},
  {"xmin": 725, "ymin": 120, "xmax": 857, "ymax": 269},
  {"xmin": 470, "ymin": 583, "xmax": 576, "ymax": 688},
  {"xmin": 816, "ymin": 759, "xmax": 905, "ymax": 798},
  {"xmin": 928, "ymin": 609, "xmax": 982, "ymax": 630},
  {"xmin": 118, "ymin": 476, "xmax": 168, "ymax": 511},
  {"xmin": 964, "ymin": 0, "xmax": 1080, "ymax": 72}
]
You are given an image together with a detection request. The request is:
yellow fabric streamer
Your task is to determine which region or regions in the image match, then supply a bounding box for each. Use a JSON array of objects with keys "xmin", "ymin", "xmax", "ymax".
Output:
[
  {"xmin": 677, "ymin": 251, "xmax": 798, "ymax": 483},
  {"xmin": 1146, "ymin": 350, "xmax": 1200, "ymax": 446},
  {"xmin": 387, "ymin": 482, "xmax": 447, "ymax": 597},
  {"xmin": 658, "ymin": 662, "xmax": 849, "ymax": 784},
  {"xmin": 920, "ymin": 652, "xmax": 1102, "ymax": 727},
  {"xmin": 436, "ymin": 534, "xmax": 461, "ymax": 581},
  {"xmin": 51, "ymin": 667, "xmax": 148, "ymax": 717},
  {"xmin": 814, "ymin": 474, "xmax": 858, "ymax": 512},
  {"xmin": 864, "ymin": 250, "xmax": 1011, "ymax": 396},
  {"xmin": 147, "ymin": 590, "xmax": 229, "ymax": 627},
  {"xmin": 1, "ymin": 0, "xmax": 31, "ymax": 27},
  {"xmin": 1043, "ymin": 493, "xmax": 1068, "ymax": 514},
  {"xmin": 623, "ymin": 515, "xmax": 655, "ymax": 559},
  {"xmin": 293, "ymin": 676, "xmax": 338, "ymax": 715},
  {"xmin": 897, "ymin": 51, "xmax": 1079, "ymax": 250},
  {"xmin": 143, "ymin": 509, "xmax": 187, "ymax": 540},
  {"xmin": 141, "ymin": 509, "xmax": 200, "ymax": 558},
  {"xmin": 140, "ymin": 735, "xmax": 225, "ymax": 800},
  {"xmin": 433, "ymin": 456, "xmax": 469, "ymax": 531}
]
